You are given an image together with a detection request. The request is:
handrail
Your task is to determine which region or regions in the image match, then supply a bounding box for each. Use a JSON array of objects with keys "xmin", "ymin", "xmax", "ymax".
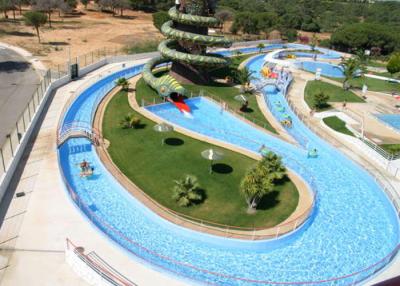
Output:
[
  {"xmin": 62, "ymin": 171, "xmax": 400, "ymax": 285},
  {"xmin": 57, "ymin": 121, "xmax": 102, "ymax": 147},
  {"xmin": 58, "ymin": 49, "xmax": 400, "ymax": 285},
  {"xmin": 280, "ymin": 75, "xmax": 400, "ymax": 216},
  {"xmin": 66, "ymin": 238, "xmax": 137, "ymax": 286},
  {"xmin": 63, "ymin": 77, "xmax": 317, "ymax": 237}
]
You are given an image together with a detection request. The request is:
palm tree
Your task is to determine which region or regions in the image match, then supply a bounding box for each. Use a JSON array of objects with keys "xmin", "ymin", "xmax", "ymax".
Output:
[
  {"xmin": 172, "ymin": 175, "xmax": 203, "ymax": 207},
  {"xmin": 240, "ymin": 151, "xmax": 286, "ymax": 213},
  {"xmin": 339, "ymin": 57, "xmax": 360, "ymax": 90},
  {"xmin": 257, "ymin": 43, "xmax": 265, "ymax": 53},
  {"xmin": 116, "ymin": 77, "xmax": 129, "ymax": 91},
  {"xmin": 259, "ymin": 152, "xmax": 286, "ymax": 180},
  {"xmin": 355, "ymin": 50, "xmax": 368, "ymax": 75},
  {"xmin": 120, "ymin": 113, "xmax": 140, "ymax": 129},
  {"xmin": 240, "ymin": 166, "xmax": 274, "ymax": 213},
  {"xmin": 236, "ymin": 67, "xmax": 254, "ymax": 93}
]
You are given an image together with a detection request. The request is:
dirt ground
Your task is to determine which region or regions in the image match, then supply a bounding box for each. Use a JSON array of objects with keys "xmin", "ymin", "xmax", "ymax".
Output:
[
  {"xmin": 0, "ymin": 4, "xmax": 162, "ymax": 68},
  {"xmin": 0, "ymin": 5, "xmax": 332, "ymax": 69}
]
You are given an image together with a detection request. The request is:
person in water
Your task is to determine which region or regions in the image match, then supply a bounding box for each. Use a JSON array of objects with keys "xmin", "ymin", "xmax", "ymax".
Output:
[
  {"xmin": 80, "ymin": 160, "xmax": 93, "ymax": 177},
  {"xmin": 80, "ymin": 160, "xmax": 88, "ymax": 172}
]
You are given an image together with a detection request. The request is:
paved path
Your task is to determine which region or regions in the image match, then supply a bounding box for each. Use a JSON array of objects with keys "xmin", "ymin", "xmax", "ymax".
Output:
[
  {"xmin": 0, "ymin": 46, "xmax": 41, "ymax": 147},
  {"xmin": 0, "ymin": 62, "xmax": 187, "ymax": 286}
]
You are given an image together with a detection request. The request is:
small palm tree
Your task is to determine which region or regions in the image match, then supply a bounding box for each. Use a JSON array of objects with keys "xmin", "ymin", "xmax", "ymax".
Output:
[
  {"xmin": 120, "ymin": 113, "xmax": 140, "ymax": 129},
  {"xmin": 240, "ymin": 151, "xmax": 286, "ymax": 213},
  {"xmin": 339, "ymin": 57, "xmax": 360, "ymax": 90},
  {"xmin": 259, "ymin": 152, "xmax": 286, "ymax": 180},
  {"xmin": 236, "ymin": 67, "xmax": 255, "ymax": 92},
  {"xmin": 116, "ymin": 77, "xmax": 129, "ymax": 91},
  {"xmin": 257, "ymin": 43, "xmax": 265, "ymax": 53},
  {"xmin": 172, "ymin": 175, "xmax": 203, "ymax": 207},
  {"xmin": 355, "ymin": 50, "xmax": 368, "ymax": 74},
  {"xmin": 240, "ymin": 166, "xmax": 274, "ymax": 213}
]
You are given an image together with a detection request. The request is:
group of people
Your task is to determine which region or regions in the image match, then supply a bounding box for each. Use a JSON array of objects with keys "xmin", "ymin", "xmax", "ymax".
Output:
[{"xmin": 79, "ymin": 160, "xmax": 94, "ymax": 177}]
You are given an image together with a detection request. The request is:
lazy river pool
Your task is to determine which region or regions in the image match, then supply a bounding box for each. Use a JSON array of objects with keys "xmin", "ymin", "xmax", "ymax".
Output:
[{"xmin": 58, "ymin": 46, "xmax": 399, "ymax": 285}]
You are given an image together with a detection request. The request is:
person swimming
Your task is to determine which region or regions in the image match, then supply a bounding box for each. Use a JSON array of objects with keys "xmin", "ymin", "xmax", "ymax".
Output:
[{"xmin": 79, "ymin": 160, "xmax": 93, "ymax": 177}]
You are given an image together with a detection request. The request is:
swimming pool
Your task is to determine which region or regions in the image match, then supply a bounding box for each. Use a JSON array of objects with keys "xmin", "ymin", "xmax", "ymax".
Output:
[
  {"xmin": 58, "ymin": 47, "xmax": 399, "ymax": 285},
  {"xmin": 299, "ymin": 61, "xmax": 345, "ymax": 78},
  {"xmin": 376, "ymin": 114, "xmax": 400, "ymax": 133},
  {"xmin": 215, "ymin": 43, "xmax": 342, "ymax": 60}
]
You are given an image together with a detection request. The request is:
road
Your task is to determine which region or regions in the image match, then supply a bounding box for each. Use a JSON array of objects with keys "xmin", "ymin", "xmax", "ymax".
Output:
[{"xmin": 0, "ymin": 46, "xmax": 40, "ymax": 147}]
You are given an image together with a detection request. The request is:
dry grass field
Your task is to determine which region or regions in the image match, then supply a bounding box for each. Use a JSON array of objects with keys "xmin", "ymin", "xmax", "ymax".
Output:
[{"xmin": 0, "ymin": 4, "xmax": 162, "ymax": 67}]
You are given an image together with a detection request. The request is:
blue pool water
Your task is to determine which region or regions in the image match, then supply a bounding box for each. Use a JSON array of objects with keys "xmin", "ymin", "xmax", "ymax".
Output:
[
  {"xmin": 376, "ymin": 114, "xmax": 400, "ymax": 132},
  {"xmin": 215, "ymin": 43, "xmax": 342, "ymax": 60},
  {"xmin": 299, "ymin": 61, "xmax": 345, "ymax": 78},
  {"xmin": 58, "ymin": 47, "xmax": 399, "ymax": 285}
]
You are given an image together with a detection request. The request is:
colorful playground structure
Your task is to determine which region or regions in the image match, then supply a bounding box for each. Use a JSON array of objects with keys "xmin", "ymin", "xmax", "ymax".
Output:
[
  {"xmin": 261, "ymin": 66, "xmax": 279, "ymax": 79},
  {"xmin": 141, "ymin": 3, "xmax": 232, "ymax": 114}
]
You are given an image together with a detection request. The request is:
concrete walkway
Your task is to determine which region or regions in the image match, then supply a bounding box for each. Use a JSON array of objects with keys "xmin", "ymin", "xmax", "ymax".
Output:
[
  {"xmin": 0, "ymin": 62, "xmax": 187, "ymax": 286},
  {"xmin": 0, "ymin": 54, "xmax": 398, "ymax": 286},
  {"xmin": 91, "ymin": 75, "xmax": 314, "ymax": 240},
  {"xmin": 285, "ymin": 69, "xmax": 400, "ymax": 285}
]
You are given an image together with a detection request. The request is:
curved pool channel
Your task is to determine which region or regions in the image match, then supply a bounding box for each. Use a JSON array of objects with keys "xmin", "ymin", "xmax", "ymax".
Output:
[{"xmin": 58, "ymin": 47, "xmax": 400, "ymax": 285}]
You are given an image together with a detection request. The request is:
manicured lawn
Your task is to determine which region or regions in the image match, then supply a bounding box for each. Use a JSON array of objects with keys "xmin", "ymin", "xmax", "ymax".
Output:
[
  {"xmin": 366, "ymin": 60, "xmax": 387, "ymax": 68},
  {"xmin": 304, "ymin": 80, "xmax": 364, "ymax": 110},
  {"xmin": 349, "ymin": 77, "xmax": 400, "ymax": 93},
  {"xmin": 323, "ymin": 116, "xmax": 354, "ymax": 137},
  {"xmin": 328, "ymin": 76, "xmax": 400, "ymax": 94},
  {"xmin": 380, "ymin": 144, "xmax": 400, "ymax": 155},
  {"xmin": 136, "ymin": 73, "xmax": 277, "ymax": 134},
  {"xmin": 370, "ymin": 71, "xmax": 399, "ymax": 79},
  {"xmin": 102, "ymin": 91, "xmax": 299, "ymax": 228}
]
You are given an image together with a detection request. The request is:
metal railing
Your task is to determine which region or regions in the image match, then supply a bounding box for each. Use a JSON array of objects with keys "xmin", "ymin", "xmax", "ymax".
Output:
[
  {"xmin": 61, "ymin": 158, "xmax": 399, "ymax": 286},
  {"xmin": 66, "ymin": 238, "xmax": 137, "ymax": 286},
  {"xmin": 0, "ymin": 45, "xmax": 128, "ymax": 184},
  {"xmin": 5, "ymin": 43, "xmax": 398, "ymax": 286},
  {"xmin": 280, "ymin": 79, "xmax": 400, "ymax": 216},
  {"xmin": 57, "ymin": 121, "xmax": 102, "ymax": 147},
  {"xmin": 0, "ymin": 70, "xmax": 54, "ymax": 181}
]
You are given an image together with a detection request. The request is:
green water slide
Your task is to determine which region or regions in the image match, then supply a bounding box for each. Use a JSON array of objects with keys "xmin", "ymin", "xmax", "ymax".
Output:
[{"xmin": 142, "ymin": 5, "xmax": 232, "ymax": 97}]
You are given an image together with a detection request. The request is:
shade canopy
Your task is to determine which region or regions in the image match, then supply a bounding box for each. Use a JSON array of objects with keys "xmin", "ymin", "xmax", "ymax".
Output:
[
  {"xmin": 153, "ymin": 122, "xmax": 173, "ymax": 133},
  {"xmin": 201, "ymin": 149, "xmax": 223, "ymax": 161},
  {"xmin": 234, "ymin": 94, "xmax": 248, "ymax": 102}
]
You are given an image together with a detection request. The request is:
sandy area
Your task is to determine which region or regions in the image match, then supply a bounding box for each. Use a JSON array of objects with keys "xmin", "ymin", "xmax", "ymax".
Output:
[{"xmin": 0, "ymin": 4, "xmax": 162, "ymax": 67}]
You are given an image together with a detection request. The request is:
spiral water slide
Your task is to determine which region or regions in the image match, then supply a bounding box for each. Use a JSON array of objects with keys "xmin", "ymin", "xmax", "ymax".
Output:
[{"xmin": 142, "ymin": 7, "xmax": 232, "ymax": 100}]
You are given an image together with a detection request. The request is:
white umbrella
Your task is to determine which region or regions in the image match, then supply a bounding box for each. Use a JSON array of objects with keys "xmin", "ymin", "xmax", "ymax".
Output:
[
  {"xmin": 234, "ymin": 94, "xmax": 248, "ymax": 102},
  {"xmin": 153, "ymin": 122, "xmax": 173, "ymax": 145},
  {"xmin": 201, "ymin": 149, "xmax": 223, "ymax": 174}
]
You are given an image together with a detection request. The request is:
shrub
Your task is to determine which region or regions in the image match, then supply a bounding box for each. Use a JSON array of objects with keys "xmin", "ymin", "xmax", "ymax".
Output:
[
  {"xmin": 387, "ymin": 53, "xmax": 400, "ymax": 76},
  {"xmin": 313, "ymin": 91, "xmax": 330, "ymax": 109},
  {"xmin": 124, "ymin": 40, "xmax": 160, "ymax": 54},
  {"xmin": 120, "ymin": 113, "xmax": 141, "ymax": 129},
  {"xmin": 172, "ymin": 175, "xmax": 203, "ymax": 207},
  {"xmin": 116, "ymin": 77, "xmax": 129, "ymax": 91},
  {"xmin": 152, "ymin": 11, "xmax": 169, "ymax": 32}
]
